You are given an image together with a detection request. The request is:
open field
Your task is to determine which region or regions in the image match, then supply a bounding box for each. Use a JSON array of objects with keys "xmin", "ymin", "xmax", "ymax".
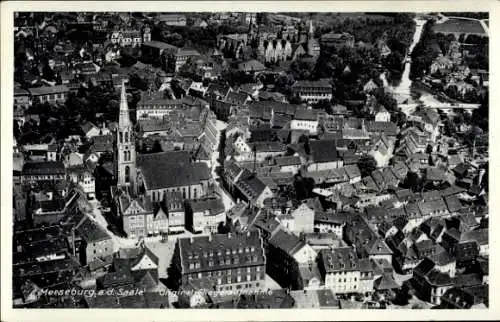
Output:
[{"xmin": 433, "ymin": 18, "xmax": 486, "ymax": 35}]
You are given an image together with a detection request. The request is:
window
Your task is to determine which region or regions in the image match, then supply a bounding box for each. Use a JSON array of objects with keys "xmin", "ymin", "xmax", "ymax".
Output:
[
  {"xmin": 227, "ymin": 276, "xmax": 231, "ymax": 284},
  {"xmin": 125, "ymin": 132, "xmax": 129, "ymax": 142},
  {"xmin": 119, "ymin": 132, "xmax": 123, "ymax": 143},
  {"xmin": 193, "ymin": 188, "xmax": 197, "ymax": 199},
  {"xmin": 125, "ymin": 166, "xmax": 130, "ymax": 183}
]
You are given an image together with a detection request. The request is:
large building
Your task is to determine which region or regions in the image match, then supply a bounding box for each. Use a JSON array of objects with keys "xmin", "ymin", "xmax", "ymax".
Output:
[
  {"xmin": 136, "ymin": 97, "xmax": 184, "ymax": 120},
  {"xmin": 171, "ymin": 231, "xmax": 266, "ymax": 292},
  {"xmin": 28, "ymin": 85, "xmax": 69, "ymax": 105},
  {"xmin": 291, "ymin": 79, "xmax": 333, "ymax": 104}
]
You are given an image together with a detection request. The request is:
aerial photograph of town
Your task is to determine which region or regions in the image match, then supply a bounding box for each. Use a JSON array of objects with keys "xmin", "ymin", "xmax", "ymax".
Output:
[{"xmin": 11, "ymin": 11, "xmax": 489, "ymax": 309}]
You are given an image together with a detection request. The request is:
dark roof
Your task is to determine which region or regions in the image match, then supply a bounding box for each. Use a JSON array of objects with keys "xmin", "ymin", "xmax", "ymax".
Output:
[
  {"xmin": 274, "ymin": 156, "xmax": 301, "ymax": 167},
  {"xmin": 225, "ymin": 91, "xmax": 249, "ymax": 105},
  {"xmin": 137, "ymin": 152, "xmax": 210, "ymax": 190},
  {"xmin": 269, "ymin": 229, "xmax": 305, "ymax": 256},
  {"xmin": 430, "ymin": 250, "xmax": 455, "ymax": 266},
  {"xmin": 235, "ymin": 171, "xmax": 268, "ymax": 200},
  {"xmin": 452, "ymin": 273, "xmax": 483, "ymax": 289},
  {"xmin": 374, "ymin": 273, "xmax": 399, "ymax": 290},
  {"xmin": 413, "ymin": 257, "xmax": 436, "ymax": 276},
  {"xmin": 92, "ymin": 134, "xmax": 113, "ymax": 152},
  {"xmin": 425, "ymin": 167, "xmax": 447, "ymax": 182},
  {"xmin": 76, "ymin": 216, "xmax": 111, "ymax": 243},
  {"xmin": 460, "ymin": 229, "xmax": 488, "ymax": 246},
  {"xmin": 444, "ymin": 195, "xmax": 464, "ymax": 213},
  {"xmin": 309, "ymin": 140, "xmax": 338, "ymax": 162},
  {"xmin": 427, "ymin": 270, "xmax": 453, "ymax": 286},
  {"xmin": 366, "ymin": 121, "xmax": 398, "ymax": 135},
  {"xmin": 28, "ymin": 85, "xmax": 69, "ymax": 96},
  {"xmin": 23, "ymin": 161, "xmax": 66, "ymax": 175},
  {"xmin": 190, "ymin": 197, "xmax": 225, "ymax": 216},
  {"xmin": 319, "ymin": 247, "xmax": 358, "ymax": 273},
  {"xmin": 417, "ymin": 199, "xmax": 448, "ymax": 216},
  {"xmin": 455, "ymin": 241, "xmax": 480, "ymax": 261}
]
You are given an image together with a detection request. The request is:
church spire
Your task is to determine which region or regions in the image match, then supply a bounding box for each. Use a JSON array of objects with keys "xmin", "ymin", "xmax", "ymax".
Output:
[
  {"xmin": 309, "ymin": 20, "xmax": 314, "ymax": 36},
  {"xmin": 119, "ymin": 80, "xmax": 131, "ymax": 127}
]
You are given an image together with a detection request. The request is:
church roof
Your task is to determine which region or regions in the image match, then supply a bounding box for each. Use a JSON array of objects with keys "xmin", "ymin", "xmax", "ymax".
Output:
[{"xmin": 137, "ymin": 152, "xmax": 210, "ymax": 190}]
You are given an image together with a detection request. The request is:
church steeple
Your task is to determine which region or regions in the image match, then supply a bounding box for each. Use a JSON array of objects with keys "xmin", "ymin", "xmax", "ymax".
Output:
[
  {"xmin": 119, "ymin": 80, "xmax": 132, "ymax": 127},
  {"xmin": 115, "ymin": 80, "xmax": 137, "ymax": 193},
  {"xmin": 309, "ymin": 20, "xmax": 314, "ymax": 36}
]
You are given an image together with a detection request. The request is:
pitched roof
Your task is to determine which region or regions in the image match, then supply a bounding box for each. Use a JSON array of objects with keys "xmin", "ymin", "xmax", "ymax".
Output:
[
  {"xmin": 319, "ymin": 247, "xmax": 359, "ymax": 273},
  {"xmin": 137, "ymin": 152, "xmax": 210, "ymax": 190},
  {"xmin": 269, "ymin": 229, "xmax": 306, "ymax": 256},
  {"xmin": 190, "ymin": 197, "xmax": 225, "ymax": 216},
  {"xmin": 76, "ymin": 216, "xmax": 111, "ymax": 243},
  {"xmin": 374, "ymin": 273, "xmax": 399, "ymax": 290},
  {"xmin": 309, "ymin": 140, "xmax": 338, "ymax": 163},
  {"xmin": 28, "ymin": 85, "xmax": 69, "ymax": 96},
  {"xmin": 22, "ymin": 161, "xmax": 66, "ymax": 175}
]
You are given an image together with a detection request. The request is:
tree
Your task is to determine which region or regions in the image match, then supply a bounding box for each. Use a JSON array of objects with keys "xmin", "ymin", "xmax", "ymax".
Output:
[
  {"xmin": 152, "ymin": 140, "xmax": 163, "ymax": 153},
  {"xmin": 357, "ymin": 154, "xmax": 377, "ymax": 177}
]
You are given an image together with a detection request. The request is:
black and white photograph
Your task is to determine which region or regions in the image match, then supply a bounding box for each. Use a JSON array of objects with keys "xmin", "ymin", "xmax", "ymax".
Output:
[{"xmin": 1, "ymin": 1, "xmax": 495, "ymax": 318}]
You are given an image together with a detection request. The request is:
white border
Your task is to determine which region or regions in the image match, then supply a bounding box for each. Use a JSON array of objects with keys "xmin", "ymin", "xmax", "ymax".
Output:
[{"xmin": 1, "ymin": 1, "xmax": 498, "ymax": 321}]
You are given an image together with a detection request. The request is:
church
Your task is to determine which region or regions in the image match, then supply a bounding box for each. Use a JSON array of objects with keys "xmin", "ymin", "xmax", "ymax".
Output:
[{"xmin": 110, "ymin": 81, "xmax": 212, "ymax": 238}]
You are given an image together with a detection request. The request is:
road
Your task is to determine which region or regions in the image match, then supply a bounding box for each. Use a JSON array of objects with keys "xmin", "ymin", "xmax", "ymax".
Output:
[{"xmin": 212, "ymin": 119, "xmax": 235, "ymax": 211}]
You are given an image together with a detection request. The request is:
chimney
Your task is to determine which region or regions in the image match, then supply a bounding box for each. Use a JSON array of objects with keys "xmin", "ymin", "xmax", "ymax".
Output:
[
  {"xmin": 228, "ymin": 232, "xmax": 232, "ymax": 239},
  {"xmin": 208, "ymin": 235, "xmax": 212, "ymax": 242},
  {"xmin": 190, "ymin": 237, "xmax": 194, "ymax": 244}
]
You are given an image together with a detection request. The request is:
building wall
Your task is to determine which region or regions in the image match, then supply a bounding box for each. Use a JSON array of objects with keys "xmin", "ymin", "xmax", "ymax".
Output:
[
  {"xmin": 325, "ymin": 270, "xmax": 361, "ymax": 294},
  {"xmin": 147, "ymin": 181, "xmax": 208, "ymax": 203},
  {"xmin": 434, "ymin": 261, "xmax": 456, "ymax": 278},
  {"xmin": 32, "ymin": 92, "xmax": 68, "ymax": 105},
  {"xmin": 280, "ymin": 164, "xmax": 300, "ymax": 174},
  {"xmin": 86, "ymin": 239, "xmax": 114, "ymax": 264},
  {"xmin": 313, "ymin": 222, "xmax": 344, "ymax": 239},
  {"xmin": 169, "ymin": 210, "xmax": 185, "ymax": 233},
  {"xmin": 291, "ymin": 204, "xmax": 315, "ymax": 234},
  {"xmin": 255, "ymin": 187, "xmax": 274, "ymax": 208},
  {"xmin": 290, "ymin": 120, "xmax": 319, "ymax": 135},
  {"xmin": 359, "ymin": 273, "xmax": 375, "ymax": 293},
  {"xmin": 369, "ymin": 253, "xmax": 392, "ymax": 265},
  {"xmin": 307, "ymin": 160, "xmax": 343, "ymax": 172}
]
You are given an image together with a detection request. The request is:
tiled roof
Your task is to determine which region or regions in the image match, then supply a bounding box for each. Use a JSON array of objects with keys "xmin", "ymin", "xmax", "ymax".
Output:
[
  {"xmin": 319, "ymin": 247, "xmax": 358, "ymax": 273},
  {"xmin": 22, "ymin": 161, "xmax": 66, "ymax": 175},
  {"xmin": 269, "ymin": 229, "xmax": 305, "ymax": 256},
  {"xmin": 76, "ymin": 216, "xmax": 111, "ymax": 243},
  {"xmin": 274, "ymin": 156, "xmax": 301, "ymax": 167},
  {"xmin": 28, "ymin": 85, "xmax": 69, "ymax": 96},
  {"xmin": 309, "ymin": 140, "xmax": 338, "ymax": 163},
  {"xmin": 190, "ymin": 197, "xmax": 225, "ymax": 216},
  {"xmin": 235, "ymin": 171, "xmax": 268, "ymax": 201},
  {"xmin": 137, "ymin": 152, "xmax": 210, "ymax": 190}
]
